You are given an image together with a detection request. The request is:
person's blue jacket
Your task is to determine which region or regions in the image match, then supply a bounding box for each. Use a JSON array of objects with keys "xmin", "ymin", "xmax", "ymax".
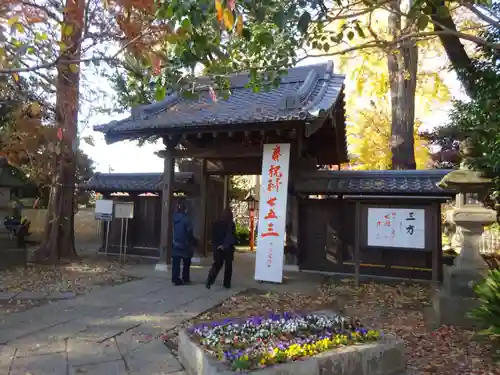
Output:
[{"xmin": 172, "ymin": 212, "xmax": 195, "ymax": 258}]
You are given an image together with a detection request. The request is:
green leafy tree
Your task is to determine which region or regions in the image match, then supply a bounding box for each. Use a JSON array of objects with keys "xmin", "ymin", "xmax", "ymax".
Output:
[{"xmin": 444, "ymin": 3, "xmax": 500, "ymax": 184}]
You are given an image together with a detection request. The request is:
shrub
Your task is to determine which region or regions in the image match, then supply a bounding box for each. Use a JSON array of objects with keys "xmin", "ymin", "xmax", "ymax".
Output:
[
  {"xmin": 470, "ymin": 268, "xmax": 500, "ymax": 339},
  {"xmin": 235, "ymin": 223, "xmax": 250, "ymax": 245}
]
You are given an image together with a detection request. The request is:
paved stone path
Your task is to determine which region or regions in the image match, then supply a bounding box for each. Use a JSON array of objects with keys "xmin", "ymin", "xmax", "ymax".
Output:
[
  {"xmin": 0, "ymin": 270, "xmax": 243, "ymax": 375},
  {"xmin": 0, "ymin": 291, "xmax": 77, "ymax": 302}
]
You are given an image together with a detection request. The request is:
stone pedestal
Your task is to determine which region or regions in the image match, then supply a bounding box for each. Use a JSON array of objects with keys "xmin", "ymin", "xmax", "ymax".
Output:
[
  {"xmin": 431, "ymin": 267, "xmax": 484, "ymax": 329},
  {"xmin": 430, "ymin": 206, "xmax": 494, "ymax": 329}
]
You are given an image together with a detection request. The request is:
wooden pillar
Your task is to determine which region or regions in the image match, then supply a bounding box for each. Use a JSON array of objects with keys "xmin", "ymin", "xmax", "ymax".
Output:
[
  {"xmin": 354, "ymin": 201, "xmax": 361, "ymax": 287},
  {"xmin": 156, "ymin": 143, "xmax": 176, "ymax": 271},
  {"xmin": 200, "ymin": 159, "xmax": 208, "ymax": 257},
  {"xmin": 223, "ymin": 175, "xmax": 229, "ymax": 209},
  {"xmin": 432, "ymin": 202, "xmax": 440, "ymax": 287}
]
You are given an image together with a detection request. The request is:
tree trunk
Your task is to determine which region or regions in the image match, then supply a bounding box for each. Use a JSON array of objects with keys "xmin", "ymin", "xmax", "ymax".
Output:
[
  {"xmin": 388, "ymin": 0, "xmax": 418, "ymax": 170},
  {"xmin": 36, "ymin": 0, "xmax": 84, "ymax": 263},
  {"xmin": 430, "ymin": 0, "xmax": 476, "ymax": 97}
]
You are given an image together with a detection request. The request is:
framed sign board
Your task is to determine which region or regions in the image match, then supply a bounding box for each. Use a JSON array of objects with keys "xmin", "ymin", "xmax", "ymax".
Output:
[
  {"xmin": 114, "ymin": 201, "xmax": 134, "ymax": 219},
  {"xmin": 95, "ymin": 199, "xmax": 113, "ymax": 221},
  {"xmin": 367, "ymin": 208, "xmax": 425, "ymax": 249}
]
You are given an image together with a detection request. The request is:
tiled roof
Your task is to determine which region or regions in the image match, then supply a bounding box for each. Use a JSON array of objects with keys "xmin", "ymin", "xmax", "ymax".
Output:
[
  {"xmin": 95, "ymin": 61, "xmax": 345, "ymax": 143},
  {"xmin": 294, "ymin": 170, "xmax": 456, "ymax": 196},
  {"xmin": 0, "ymin": 161, "xmax": 26, "ymax": 188},
  {"xmin": 80, "ymin": 172, "xmax": 194, "ymax": 193}
]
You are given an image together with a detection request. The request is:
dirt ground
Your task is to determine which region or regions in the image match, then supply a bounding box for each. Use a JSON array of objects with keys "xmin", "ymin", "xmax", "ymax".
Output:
[
  {"xmin": 0, "ymin": 255, "xmax": 139, "ymax": 315},
  {"xmin": 164, "ymin": 280, "xmax": 500, "ymax": 375}
]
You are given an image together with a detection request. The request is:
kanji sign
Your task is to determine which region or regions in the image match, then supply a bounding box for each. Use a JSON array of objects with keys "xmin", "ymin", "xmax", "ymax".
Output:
[
  {"xmin": 367, "ymin": 208, "xmax": 425, "ymax": 249},
  {"xmin": 255, "ymin": 143, "xmax": 291, "ymax": 283}
]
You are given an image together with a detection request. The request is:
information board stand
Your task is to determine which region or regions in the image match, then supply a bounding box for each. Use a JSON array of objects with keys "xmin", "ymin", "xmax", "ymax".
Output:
[
  {"xmin": 114, "ymin": 202, "xmax": 134, "ymax": 264},
  {"xmin": 94, "ymin": 200, "xmax": 113, "ymax": 255}
]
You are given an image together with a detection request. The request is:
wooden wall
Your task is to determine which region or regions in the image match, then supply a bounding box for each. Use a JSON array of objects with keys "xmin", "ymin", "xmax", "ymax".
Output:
[
  {"xmin": 100, "ymin": 177, "xmax": 225, "ymax": 258},
  {"xmin": 298, "ymin": 197, "xmax": 443, "ymax": 281}
]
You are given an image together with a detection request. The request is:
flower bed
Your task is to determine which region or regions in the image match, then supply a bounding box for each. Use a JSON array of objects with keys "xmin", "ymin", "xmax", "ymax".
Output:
[{"xmin": 189, "ymin": 312, "xmax": 381, "ymax": 371}]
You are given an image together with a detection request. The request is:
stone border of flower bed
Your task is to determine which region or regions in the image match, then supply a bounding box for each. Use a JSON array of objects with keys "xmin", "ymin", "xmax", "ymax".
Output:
[{"xmin": 178, "ymin": 328, "xmax": 406, "ymax": 375}]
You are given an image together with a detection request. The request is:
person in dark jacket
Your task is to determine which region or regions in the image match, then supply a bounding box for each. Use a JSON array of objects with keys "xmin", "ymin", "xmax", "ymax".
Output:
[
  {"xmin": 171, "ymin": 201, "xmax": 196, "ymax": 286},
  {"xmin": 205, "ymin": 208, "xmax": 237, "ymax": 289}
]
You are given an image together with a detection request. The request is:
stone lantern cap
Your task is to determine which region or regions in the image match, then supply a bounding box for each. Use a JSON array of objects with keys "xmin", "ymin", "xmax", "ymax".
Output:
[
  {"xmin": 438, "ymin": 169, "xmax": 492, "ymax": 194},
  {"xmin": 437, "ymin": 138, "xmax": 492, "ymax": 197}
]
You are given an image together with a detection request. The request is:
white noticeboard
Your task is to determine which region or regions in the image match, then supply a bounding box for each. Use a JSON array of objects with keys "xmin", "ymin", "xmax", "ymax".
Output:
[
  {"xmin": 367, "ymin": 208, "xmax": 425, "ymax": 249},
  {"xmin": 114, "ymin": 201, "xmax": 134, "ymax": 219},
  {"xmin": 254, "ymin": 143, "xmax": 291, "ymax": 283},
  {"xmin": 95, "ymin": 199, "xmax": 113, "ymax": 221}
]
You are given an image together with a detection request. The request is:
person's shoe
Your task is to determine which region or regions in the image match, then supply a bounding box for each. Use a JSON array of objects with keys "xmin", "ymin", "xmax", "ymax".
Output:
[
  {"xmin": 223, "ymin": 284, "xmax": 231, "ymax": 289},
  {"xmin": 182, "ymin": 279, "xmax": 191, "ymax": 285},
  {"xmin": 172, "ymin": 280, "xmax": 183, "ymax": 286},
  {"xmin": 205, "ymin": 281, "xmax": 211, "ymax": 289}
]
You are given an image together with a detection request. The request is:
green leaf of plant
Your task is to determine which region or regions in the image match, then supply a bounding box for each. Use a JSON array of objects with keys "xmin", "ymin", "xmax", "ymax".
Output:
[
  {"xmin": 241, "ymin": 28, "xmax": 251, "ymax": 41},
  {"xmin": 166, "ymin": 4, "xmax": 175, "ymax": 18},
  {"xmin": 82, "ymin": 136, "xmax": 95, "ymax": 147},
  {"xmin": 15, "ymin": 23, "xmax": 25, "ymax": 33},
  {"xmin": 273, "ymin": 10, "xmax": 286, "ymax": 30},
  {"xmin": 254, "ymin": 7, "xmax": 265, "ymax": 22},
  {"xmin": 436, "ymin": 6, "xmax": 450, "ymax": 18},
  {"xmin": 257, "ymin": 31, "xmax": 274, "ymax": 47},
  {"xmin": 298, "ymin": 11, "xmax": 312, "ymax": 34},
  {"xmin": 417, "ymin": 15, "xmax": 429, "ymax": 30},
  {"xmin": 181, "ymin": 90, "xmax": 199, "ymax": 100},
  {"xmin": 155, "ymin": 86, "xmax": 166, "ymax": 101},
  {"xmin": 7, "ymin": 16, "xmax": 19, "ymax": 26},
  {"xmin": 347, "ymin": 31, "xmax": 355, "ymax": 40},
  {"xmin": 355, "ymin": 24, "xmax": 365, "ymax": 39},
  {"xmin": 62, "ymin": 23, "xmax": 74, "ymax": 37},
  {"xmin": 181, "ymin": 18, "xmax": 192, "ymax": 31}
]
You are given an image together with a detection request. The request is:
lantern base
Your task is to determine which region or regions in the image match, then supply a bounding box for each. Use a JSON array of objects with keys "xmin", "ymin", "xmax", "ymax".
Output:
[{"xmin": 427, "ymin": 265, "xmax": 487, "ymax": 329}]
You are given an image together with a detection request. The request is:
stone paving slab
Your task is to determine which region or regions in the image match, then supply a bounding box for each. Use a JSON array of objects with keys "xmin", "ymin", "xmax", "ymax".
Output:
[
  {"xmin": 115, "ymin": 327, "xmax": 154, "ymax": 355},
  {"xmin": 0, "ymin": 291, "xmax": 77, "ymax": 302},
  {"xmin": 13, "ymin": 291, "xmax": 48, "ymax": 301},
  {"xmin": 70, "ymin": 359, "xmax": 128, "ymax": 375},
  {"xmin": 47, "ymin": 291, "xmax": 77, "ymax": 300},
  {"xmin": 76, "ymin": 322, "xmax": 141, "ymax": 343},
  {"xmin": 67, "ymin": 338, "xmax": 122, "ymax": 366},
  {"xmin": 9, "ymin": 353, "xmax": 67, "ymax": 375},
  {"xmin": 0, "ymin": 345, "xmax": 15, "ymax": 373},
  {"xmin": 0, "ymin": 268, "xmax": 247, "ymax": 375},
  {"xmin": 125, "ymin": 339, "xmax": 183, "ymax": 375},
  {"xmin": 0, "ymin": 292, "xmax": 18, "ymax": 301},
  {"xmin": 14, "ymin": 338, "xmax": 66, "ymax": 358}
]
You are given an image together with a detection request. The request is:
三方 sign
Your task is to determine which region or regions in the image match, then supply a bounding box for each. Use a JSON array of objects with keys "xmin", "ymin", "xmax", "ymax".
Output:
[
  {"xmin": 367, "ymin": 208, "xmax": 425, "ymax": 249},
  {"xmin": 254, "ymin": 143, "xmax": 291, "ymax": 283}
]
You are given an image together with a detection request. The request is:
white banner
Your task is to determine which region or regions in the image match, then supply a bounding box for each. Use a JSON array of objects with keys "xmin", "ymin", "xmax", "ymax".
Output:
[
  {"xmin": 254, "ymin": 143, "xmax": 291, "ymax": 283},
  {"xmin": 367, "ymin": 208, "xmax": 425, "ymax": 249}
]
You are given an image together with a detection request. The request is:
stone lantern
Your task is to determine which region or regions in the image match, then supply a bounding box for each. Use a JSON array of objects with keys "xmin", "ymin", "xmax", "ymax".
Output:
[{"xmin": 431, "ymin": 138, "xmax": 496, "ymax": 328}]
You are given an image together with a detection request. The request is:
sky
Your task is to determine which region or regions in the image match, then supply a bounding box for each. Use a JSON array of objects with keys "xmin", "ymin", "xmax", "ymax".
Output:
[{"xmin": 79, "ymin": 55, "xmax": 467, "ymax": 174}]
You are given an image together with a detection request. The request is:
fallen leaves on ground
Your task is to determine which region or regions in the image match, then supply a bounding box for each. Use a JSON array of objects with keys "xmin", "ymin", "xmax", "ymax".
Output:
[
  {"xmin": 0, "ymin": 256, "xmax": 138, "ymax": 315},
  {"xmin": 165, "ymin": 280, "xmax": 499, "ymax": 375}
]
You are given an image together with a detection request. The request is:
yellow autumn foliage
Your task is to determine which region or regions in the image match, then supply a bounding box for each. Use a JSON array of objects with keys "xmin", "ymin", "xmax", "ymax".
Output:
[
  {"xmin": 347, "ymin": 102, "xmax": 430, "ymax": 170},
  {"xmin": 320, "ymin": 8, "xmax": 456, "ymax": 170}
]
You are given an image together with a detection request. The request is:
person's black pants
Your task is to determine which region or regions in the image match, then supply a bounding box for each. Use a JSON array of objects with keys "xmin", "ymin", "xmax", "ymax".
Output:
[
  {"xmin": 206, "ymin": 249, "xmax": 233, "ymax": 288},
  {"xmin": 171, "ymin": 256, "xmax": 191, "ymax": 283}
]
